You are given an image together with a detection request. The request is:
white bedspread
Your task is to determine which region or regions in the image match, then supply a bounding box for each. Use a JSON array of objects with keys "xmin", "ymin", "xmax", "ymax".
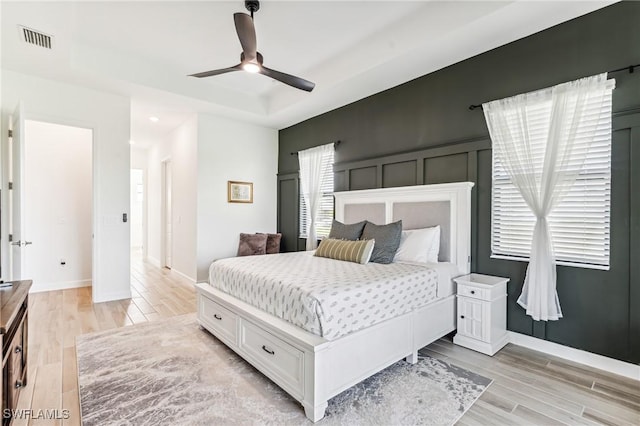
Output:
[{"xmin": 208, "ymin": 251, "xmax": 443, "ymax": 341}]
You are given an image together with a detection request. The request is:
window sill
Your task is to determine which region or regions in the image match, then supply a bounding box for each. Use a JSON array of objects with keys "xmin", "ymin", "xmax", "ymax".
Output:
[{"xmin": 490, "ymin": 254, "xmax": 610, "ymax": 271}]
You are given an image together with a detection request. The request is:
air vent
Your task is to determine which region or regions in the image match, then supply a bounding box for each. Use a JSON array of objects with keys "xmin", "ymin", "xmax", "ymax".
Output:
[{"xmin": 18, "ymin": 26, "xmax": 53, "ymax": 49}]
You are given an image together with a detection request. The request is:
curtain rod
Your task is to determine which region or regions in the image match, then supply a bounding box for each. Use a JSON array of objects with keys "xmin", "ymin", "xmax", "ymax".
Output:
[
  {"xmin": 468, "ymin": 63, "xmax": 639, "ymax": 111},
  {"xmin": 290, "ymin": 140, "xmax": 341, "ymax": 156}
]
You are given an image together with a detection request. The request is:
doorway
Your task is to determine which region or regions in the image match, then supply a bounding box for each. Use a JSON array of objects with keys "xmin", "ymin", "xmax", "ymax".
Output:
[
  {"xmin": 130, "ymin": 169, "xmax": 145, "ymax": 257},
  {"xmin": 22, "ymin": 120, "xmax": 93, "ymax": 291},
  {"xmin": 161, "ymin": 159, "xmax": 172, "ymax": 269}
]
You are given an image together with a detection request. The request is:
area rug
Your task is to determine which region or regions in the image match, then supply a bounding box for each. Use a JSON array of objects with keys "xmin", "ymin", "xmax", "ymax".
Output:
[{"xmin": 76, "ymin": 314, "xmax": 491, "ymax": 425}]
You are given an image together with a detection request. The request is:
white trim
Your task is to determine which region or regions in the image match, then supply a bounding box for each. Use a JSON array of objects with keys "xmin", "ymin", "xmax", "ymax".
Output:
[
  {"xmin": 490, "ymin": 254, "xmax": 610, "ymax": 271},
  {"xmin": 146, "ymin": 256, "xmax": 161, "ymax": 268},
  {"xmin": 508, "ymin": 331, "xmax": 640, "ymax": 381},
  {"xmin": 92, "ymin": 289, "xmax": 132, "ymax": 303},
  {"xmin": 171, "ymin": 268, "xmax": 196, "ymax": 284},
  {"xmin": 28, "ymin": 279, "xmax": 91, "ymax": 293}
]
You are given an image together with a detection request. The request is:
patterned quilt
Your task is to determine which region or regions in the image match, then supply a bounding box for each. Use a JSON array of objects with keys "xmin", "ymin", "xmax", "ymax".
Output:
[{"xmin": 208, "ymin": 251, "xmax": 439, "ymax": 340}]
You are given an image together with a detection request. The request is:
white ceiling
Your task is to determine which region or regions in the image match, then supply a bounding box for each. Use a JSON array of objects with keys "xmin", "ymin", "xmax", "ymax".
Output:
[{"xmin": 1, "ymin": 1, "xmax": 614, "ymax": 148}]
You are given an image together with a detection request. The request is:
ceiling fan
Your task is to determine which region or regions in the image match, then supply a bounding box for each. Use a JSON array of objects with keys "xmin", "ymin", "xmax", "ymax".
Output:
[{"xmin": 189, "ymin": 0, "xmax": 315, "ymax": 92}]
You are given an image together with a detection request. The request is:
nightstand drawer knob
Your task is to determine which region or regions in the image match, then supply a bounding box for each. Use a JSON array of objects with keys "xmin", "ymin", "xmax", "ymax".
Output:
[
  {"xmin": 460, "ymin": 315, "xmax": 465, "ymax": 319},
  {"xmin": 470, "ymin": 290, "xmax": 475, "ymax": 294}
]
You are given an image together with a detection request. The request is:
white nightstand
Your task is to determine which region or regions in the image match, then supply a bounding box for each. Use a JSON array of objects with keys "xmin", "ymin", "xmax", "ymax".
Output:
[{"xmin": 453, "ymin": 273, "xmax": 509, "ymax": 356}]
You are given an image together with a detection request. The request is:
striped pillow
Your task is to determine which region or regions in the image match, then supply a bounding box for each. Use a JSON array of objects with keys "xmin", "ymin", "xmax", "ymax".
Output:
[{"xmin": 314, "ymin": 238, "xmax": 375, "ymax": 264}]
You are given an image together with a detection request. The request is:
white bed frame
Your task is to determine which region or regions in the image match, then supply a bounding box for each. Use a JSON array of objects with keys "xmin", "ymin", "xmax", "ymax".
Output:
[{"xmin": 196, "ymin": 182, "xmax": 474, "ymax": 422}]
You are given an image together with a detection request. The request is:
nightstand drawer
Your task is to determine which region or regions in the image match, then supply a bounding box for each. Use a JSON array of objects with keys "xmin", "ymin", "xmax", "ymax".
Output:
[
  {"xmin": 199, "ymin": 295, "xmax": 238, "ymax": 344},
  {"xmin": 457, "ymin": 283, "xmax": 488, "ymax": 300}
]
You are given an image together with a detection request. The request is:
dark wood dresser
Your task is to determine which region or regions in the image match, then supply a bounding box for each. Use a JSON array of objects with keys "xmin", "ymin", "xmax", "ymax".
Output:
[{"xmin": 1, "ymin": 280, "xmax": 31, "ymax": 426}]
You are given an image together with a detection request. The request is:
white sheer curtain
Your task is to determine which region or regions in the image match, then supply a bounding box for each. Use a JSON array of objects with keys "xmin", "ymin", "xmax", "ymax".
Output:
[
  {"xmin": 483, "ymin": 73, "xmax": 615, "ymax": 321},
  {"xmin": 299, "ymin": 143, "xmax": 334, "ymax": 250}
]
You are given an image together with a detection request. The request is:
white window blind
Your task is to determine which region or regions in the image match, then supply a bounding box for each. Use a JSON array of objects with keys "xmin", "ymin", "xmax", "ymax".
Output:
[
  {"xmin": 491, "ymin": 87, "xmax": 612, "ymax": 268},
  {"xmin": 299, "ymin": 148, "xmax": 334, "ymax": 239}
]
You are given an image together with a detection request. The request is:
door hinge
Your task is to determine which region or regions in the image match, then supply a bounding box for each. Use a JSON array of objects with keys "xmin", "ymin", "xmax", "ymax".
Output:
[
  {"xmin": 8, "ymin": 129, "xmax": 13, "ymax": 138},
  {"xmin": 8, "ymin": 182, "xmax": 13, "ymax": 190},
  {"xmin": 8, "ymin": 234, "xmax": 13, "ymax": 242}
]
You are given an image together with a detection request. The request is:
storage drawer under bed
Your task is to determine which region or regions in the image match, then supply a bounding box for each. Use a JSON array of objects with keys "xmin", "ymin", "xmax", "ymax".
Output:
[
  {"xmin": 199, "ymin": 295, "xmax": 238, "ymax": 344},
  {"xmin": 239, "ymin": 319, "xmax": 304, "ymax": 399}
]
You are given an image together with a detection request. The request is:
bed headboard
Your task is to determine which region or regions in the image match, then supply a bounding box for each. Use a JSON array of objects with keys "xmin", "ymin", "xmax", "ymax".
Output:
[{"xmin": 334, "ymin": 182, "xmax": 474, "ymax": 274}]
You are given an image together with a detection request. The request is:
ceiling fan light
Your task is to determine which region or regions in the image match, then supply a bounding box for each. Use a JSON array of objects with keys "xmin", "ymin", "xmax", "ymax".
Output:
[{"xmin": 242, "ymin": 63, "xmax": 261, "ymax": 73}]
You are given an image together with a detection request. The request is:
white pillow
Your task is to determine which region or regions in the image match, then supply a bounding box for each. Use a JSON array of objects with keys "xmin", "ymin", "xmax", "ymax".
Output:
[{"xmin": 394, "ymin": 226, "xmax": 440, "ymax": 263}]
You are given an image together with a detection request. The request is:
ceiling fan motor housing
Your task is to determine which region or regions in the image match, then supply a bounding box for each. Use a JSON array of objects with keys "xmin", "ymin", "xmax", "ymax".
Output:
[{"xmin": 245, "ymin": 1, "xmax": 260, "ymax": 14}]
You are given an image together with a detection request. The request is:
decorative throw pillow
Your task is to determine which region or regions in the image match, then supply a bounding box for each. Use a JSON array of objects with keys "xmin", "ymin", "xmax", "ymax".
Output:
[
  {"xmin": 314, "ymin": 238, "xmax": 375, "ymax": 264},
  {"xmin": 328, "ymin": 220, "xmax": 367, "ymax": 240},
  {"xmin": 361, "ymin": 220, "xmax": 403, "ymax": 264},
  {"xmin": 265, "ymin": 233, "xmax": 282, "ymax": 254},
  {"xmin": 394, "ymin": 226, "xmax": 441, "ymax": 263},
  {"xmin": 237, "ymin": 233, "xmax": 268, "ymax": 256}
]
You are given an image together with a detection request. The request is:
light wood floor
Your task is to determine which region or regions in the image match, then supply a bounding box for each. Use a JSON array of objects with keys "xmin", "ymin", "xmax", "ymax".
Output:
[{"xmin": 15, "ymin": 253, "xmax": 640, "ymax": 425}]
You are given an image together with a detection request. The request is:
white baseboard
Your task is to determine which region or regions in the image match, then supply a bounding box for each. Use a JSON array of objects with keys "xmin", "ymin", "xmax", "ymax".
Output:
[
  {"xmin": 508, "ymin": 331, "xmax": 640, "ymax": 381},
  {"xmin": 93, "ymin": 289, "xmax": 132, "ymax": 303},
  {"xmin": 29, "ymin": 279, "xmax": 91, "ymax": 294},
  {"xmin": 146, "ymin": 256, "xmax": 161, "ymax": 268},
  {"xmin": 171, "ymin": 268, "xmax": 196, "ymax": 284}
]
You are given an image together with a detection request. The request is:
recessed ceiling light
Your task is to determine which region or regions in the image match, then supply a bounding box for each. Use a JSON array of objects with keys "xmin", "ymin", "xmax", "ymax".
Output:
[{"xmin": 149, "ymin": 116, "xmax": 159, "ymax": 122}]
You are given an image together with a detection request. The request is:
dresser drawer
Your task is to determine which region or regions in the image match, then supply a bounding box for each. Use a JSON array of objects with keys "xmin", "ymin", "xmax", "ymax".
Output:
[
  {"xmin": 457, "ymin": 283, "xmax": 488, "ymax": 301},
  {"xmin": 239, "ymin": 320, "xmax": 304, "ymax": 398},
  {"xmin": 199, "ymin": 295, "xmax": 238, "ymax": 344}
]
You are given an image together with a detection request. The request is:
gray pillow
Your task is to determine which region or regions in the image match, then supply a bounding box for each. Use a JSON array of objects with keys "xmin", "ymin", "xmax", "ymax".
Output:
[
  {"xmin": 328, "ymin": 220, "xmax": 367, "ymax": 241},
  {"xmin": 361, "ymin": 220, "xmax": 403, "ymax": 264}
]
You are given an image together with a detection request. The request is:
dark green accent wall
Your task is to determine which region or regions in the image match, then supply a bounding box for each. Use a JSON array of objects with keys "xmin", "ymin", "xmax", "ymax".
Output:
[{"xmin": 277, "ymin": 2, "xmax": 640, "ymax": 363}]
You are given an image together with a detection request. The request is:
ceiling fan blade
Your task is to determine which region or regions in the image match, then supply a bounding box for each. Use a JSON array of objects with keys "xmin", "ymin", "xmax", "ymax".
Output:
[
  {"xmin": 189, "ymin": 65, "xmax": 241, "ymax": 78},
  {"xmin": 234, "ymin": 13, "xmax": 257, "ymax": 61},
  {"xmin": 260, "ymin": 66, "xmax": 315, "ymax": 92}
]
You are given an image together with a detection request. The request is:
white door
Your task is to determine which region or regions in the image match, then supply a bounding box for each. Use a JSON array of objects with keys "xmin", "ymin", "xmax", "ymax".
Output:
[
  {"xmin": 9, "ymin": 102, "xmax": 27, "ymax": 280},
  {"xmin": 164, "ymin": 161, "xmax": 172, "ymax": 269}
]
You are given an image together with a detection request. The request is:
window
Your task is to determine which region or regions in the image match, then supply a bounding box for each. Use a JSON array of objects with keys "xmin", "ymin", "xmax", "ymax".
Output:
[
  {"xmin": 299, "ymin": 148, "xmax": 334, "ymax": 239},
  {"xmin": 491, "ymin": 85, "xmax": 612, "ymax": 269}
]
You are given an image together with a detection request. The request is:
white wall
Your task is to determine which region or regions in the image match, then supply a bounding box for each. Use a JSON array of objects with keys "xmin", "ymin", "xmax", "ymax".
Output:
[
  {"xmin": 131, "ymin": 146, "xmax": 148, "ymax": 169},
  {"xmin": 147, "ymin": 115, "xmax": 198, "ymax": 281},
  {"xmin": 24, "ymin": 120, "xmax": 92, "ymax": 291},
  {"xmin": 196, "ymin": 113, "xmax": 278, "ymax": 281},
  {"xmin": 1, "ymin": 71, "xmax": 131, "ymax": 302}
]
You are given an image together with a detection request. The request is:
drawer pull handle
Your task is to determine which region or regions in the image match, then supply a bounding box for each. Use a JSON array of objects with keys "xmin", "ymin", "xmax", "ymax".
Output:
[
  {"xmin": 470, "ymin": 290, "xmax": 475, "ymax": 295},
  {"xmin": 262, "ymin": 345, "xmax": 275, "ymax": 355},
  {"xmin": 213, "ymin": 314, "xmax": 222, "ymax": 320},
  {"xmin": 15, "ymin": 380, "xmax": 23, "ymax": 389},
  {"xmin": 14, "ymin": 346, "xmax": 22, "ymax": 354},
  {"xmin": 460, "ymin": 315, "xmax": 465, "ymax": 319}
]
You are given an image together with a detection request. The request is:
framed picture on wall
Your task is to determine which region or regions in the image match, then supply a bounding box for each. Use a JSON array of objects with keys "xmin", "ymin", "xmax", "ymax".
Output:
[{"xmin": 228, "ymin": 181, "xmax": 253, "ymax": 203}]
